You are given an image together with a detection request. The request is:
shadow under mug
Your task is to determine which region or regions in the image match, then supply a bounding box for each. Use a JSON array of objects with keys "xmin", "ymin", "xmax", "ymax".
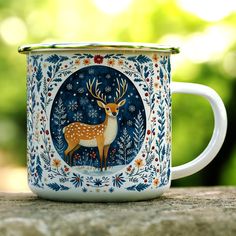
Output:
[{"xmin": 19, "ymin": 42, "xmax": 227, "ymax": 202}]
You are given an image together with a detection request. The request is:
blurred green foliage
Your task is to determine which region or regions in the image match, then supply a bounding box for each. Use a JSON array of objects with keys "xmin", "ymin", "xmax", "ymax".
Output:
[{"xmin": 0, "ymin": 0, "xmax": 235, "ymax": 185}]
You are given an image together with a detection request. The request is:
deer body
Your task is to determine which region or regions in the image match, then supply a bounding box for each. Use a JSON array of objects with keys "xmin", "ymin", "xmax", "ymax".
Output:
[
  {"xmin": 63, "ymin": 78, "xmax": 127, "ymax": 171},
  {"xmin": 63, "ymin": 115, "xmax": 118, "ymax": 147}
]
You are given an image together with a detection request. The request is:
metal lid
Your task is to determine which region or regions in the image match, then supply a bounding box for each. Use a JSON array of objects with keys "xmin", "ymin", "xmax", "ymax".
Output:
[{"xmin": 18, "ymin": 42, "xmax": 179, "ymax": 54}]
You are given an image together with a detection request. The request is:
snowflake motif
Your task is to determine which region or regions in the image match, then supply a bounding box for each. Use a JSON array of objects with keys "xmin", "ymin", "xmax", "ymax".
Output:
[
  {"xmin": 88, "ymin": 108, "xmax": 98, "ymax": 118},
  {"xmin": 80, "ymin": 97, "xmax": 89, "ymax": 106},
  {"xmin": 88, "ymin": 69, "xmax": 95, "ymax": 74},
  {"xmin": 66, "ymin": 83, "xmax": 73, "ymax": 90},
  {"xmin": 79, "ymin": 73, "xmax": 84, "ymax": 78},
  {"xmin": 68, "ymin": 100, "xmax": 78, "ymax": 111},
  {"xmin": 73, "ymin": 111, "xmax": 83, "ymax": 121},
  {"xmin": 78, "ymin": 87, "xmax": 84, "ymax": 93},
  {"xmin": 87, "ymin": 104, "xmax": 93, "ymax": 109},
  {"xmin": 127, "ymin": 120, "xmax": 133, "ymax": 126},
  {"xmin": 106, "ymin": 74, "xmax": 111, "ymax": 79},
  {"xmin": 128, "ymin": 105, "xmax": 136, "ymax": 112},
  {"xmin": 105, "ymin": 86, "xmax": 111, "ymax": 92}
]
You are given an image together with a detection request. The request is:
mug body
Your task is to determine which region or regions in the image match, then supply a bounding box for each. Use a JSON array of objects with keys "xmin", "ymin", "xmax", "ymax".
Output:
[{"xmin": 25, "ymin": 44, "xmax": 174, "ymax": 202}]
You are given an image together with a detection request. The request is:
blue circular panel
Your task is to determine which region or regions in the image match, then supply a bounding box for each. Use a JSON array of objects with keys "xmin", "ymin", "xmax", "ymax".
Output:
[{"xmin": 50, "ymin": 65, "xmax": 146, "ymax": 174}]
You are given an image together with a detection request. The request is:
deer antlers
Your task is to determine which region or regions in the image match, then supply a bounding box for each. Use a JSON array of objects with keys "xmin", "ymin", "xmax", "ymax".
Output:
[
  {"xmin": 86, "ymin": 78, "xmax": 128, "ymax": 104},
  {"xmin": 87, "ymin": 78, "xmax": 107, "ymax": 103},
  {"xmin": 114, "ymin": 78, "xmax": 128, "ymax": 103}
]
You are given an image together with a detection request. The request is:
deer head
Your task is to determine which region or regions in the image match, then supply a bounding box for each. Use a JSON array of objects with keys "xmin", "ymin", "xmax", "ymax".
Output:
[{"xmin": 86, "ymin": 78, "xmax": 128, "ymax": 117}]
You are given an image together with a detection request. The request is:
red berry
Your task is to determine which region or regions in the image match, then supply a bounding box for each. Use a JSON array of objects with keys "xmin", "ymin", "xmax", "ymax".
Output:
[
  {"xmin": 145, "ymin": 92, "xmax": 149, "ymax": 97},
  {"xmin": 146, "ymin": 78, "xmax": 150, "ymax": 82},
  {"xmin": 48, "ymin": 92, "xmax": 51, "ymax": 97},
  {"xmin": 45, "ymin": 130, "xmax": 49, "ymax": 135},
  {"xmin": 147, "ymin": 130, "xmax": 151, "ymax": 135},
  {"xmin": 144, "ymin": 179, "xmax": 147, "ymax": 183}
]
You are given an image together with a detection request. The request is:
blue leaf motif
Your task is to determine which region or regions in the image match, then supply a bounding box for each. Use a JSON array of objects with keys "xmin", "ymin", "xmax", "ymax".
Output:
[
  {"xmin": 36, "ymin": 155, "xmax": 43, "ymax": 181},
  {"xmin": 45, "ymin": 54, "xmax": 60, "ymax": 63},
  {"xmin": 127, "ymin": 55, "xmax": 151, "ymax": 64},
  {"xmin": 36, "ymin": 64, "xmax": 42, "ymax": 92},
  {"xmin": 47, "ymin": 65, "xmax": 53, "ymax": 78},
  {"xmin": 136, "ymin": 55, "xmax": 152, "ymax": 63},
  {"xmin": 126, "ymin": 185, "xmax": 136, "ymax": 191},
  {"xmin": 136, "ymin": 183, "xmax": 150, "ymax": 192},
  {"xmin": 126, "ymin": 183, "xmax": 150, "ymax": 192},
  {"xmin": 47, "ymin": 183, "xmax": 69, "ymax": 191},
  {"xmin": 167, "ymin": 57, "xmax": 171, "ymax": 73},
  {"xmin": 60, "ymin": 185, "xmax": 70, "ymax": 191}
]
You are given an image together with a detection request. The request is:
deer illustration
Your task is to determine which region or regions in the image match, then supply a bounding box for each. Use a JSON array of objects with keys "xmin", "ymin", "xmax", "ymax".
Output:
[{"xmin": 63, "ymin": 78, "xmax": 128, "ymax": 171}]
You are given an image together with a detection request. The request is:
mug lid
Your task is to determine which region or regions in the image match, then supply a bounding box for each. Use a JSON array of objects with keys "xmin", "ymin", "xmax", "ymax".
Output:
[{"xmin": 18, "ymin": 42, "xmax": 180, "ymax": 54}]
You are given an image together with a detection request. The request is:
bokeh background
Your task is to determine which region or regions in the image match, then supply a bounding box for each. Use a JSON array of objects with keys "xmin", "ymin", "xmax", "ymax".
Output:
[{"xmin": 0, "ymin": 0, "xmax": 235, "ymax": 192}]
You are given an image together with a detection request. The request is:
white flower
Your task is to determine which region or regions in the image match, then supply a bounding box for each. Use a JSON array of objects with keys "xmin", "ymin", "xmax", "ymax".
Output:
[
  {"xmin": 128, "ymin": 105, "xmax": 136, "ymax": 112},
  {"xmin": 68, "ymin": 100, "xmax": 78, "ymax": 111}
]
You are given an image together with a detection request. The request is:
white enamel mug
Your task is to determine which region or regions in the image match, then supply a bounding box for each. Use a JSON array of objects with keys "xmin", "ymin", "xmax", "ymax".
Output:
[{"xmin": 19, "ymin": 42, "xmax": 227, "ymax": 202}]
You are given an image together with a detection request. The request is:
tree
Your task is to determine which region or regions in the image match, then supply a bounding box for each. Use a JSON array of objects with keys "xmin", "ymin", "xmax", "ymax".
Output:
[
  {"xmin": 53, "ymin": 98, "xmax": 67, "ymax": 156},
  {"xmin": 133, "ymin": 110, "xmax": 145, "ymax": 155},
  {"xmin": 116, "ymin": 128, "xmax": 133, "ymax": 165}
]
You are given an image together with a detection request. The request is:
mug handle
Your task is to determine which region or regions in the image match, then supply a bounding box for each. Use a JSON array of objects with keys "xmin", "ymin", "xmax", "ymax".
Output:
[{"xmin": 171, "ymin": 82, "xmax": 227, "ymax": 180}]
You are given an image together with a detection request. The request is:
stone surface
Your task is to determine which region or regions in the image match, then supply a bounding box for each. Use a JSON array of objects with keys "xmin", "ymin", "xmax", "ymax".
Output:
[{"xmin": 0, "ymin": 187, "xmax": 235, "ymax": 236}]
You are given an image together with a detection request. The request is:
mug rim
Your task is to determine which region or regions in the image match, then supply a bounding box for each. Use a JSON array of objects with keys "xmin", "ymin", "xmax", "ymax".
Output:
[{"xmin": 18, "ymin": 42, "xmax": 180, "ymax": 54}]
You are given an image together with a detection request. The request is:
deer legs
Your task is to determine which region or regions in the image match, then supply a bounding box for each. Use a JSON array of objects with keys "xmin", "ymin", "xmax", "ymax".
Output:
[
  {"xmin": 104, "ymin": 145, "xmax": 110, "ymax": 171},
  {"xmin": 64, "ymin": 135, "xmax": 110, "ymax": 171},
  {"xmin": 64, "ymin": 140, "xmax": 80, "ymax": 166},
  {"xmin": 96, "ymin": 136, "xmax": 104, "ymax": 171}
]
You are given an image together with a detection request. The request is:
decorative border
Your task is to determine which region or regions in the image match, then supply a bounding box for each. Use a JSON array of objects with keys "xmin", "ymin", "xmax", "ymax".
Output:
[{"xmin": 26, "ymin": 52, "xmax": 171, "ymax": 193}]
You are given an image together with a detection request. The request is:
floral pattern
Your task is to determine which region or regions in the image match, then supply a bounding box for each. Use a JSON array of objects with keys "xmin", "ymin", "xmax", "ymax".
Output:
[{"xmin": 26, "ymin": 51, "xmax": 171, "ymax": 195}]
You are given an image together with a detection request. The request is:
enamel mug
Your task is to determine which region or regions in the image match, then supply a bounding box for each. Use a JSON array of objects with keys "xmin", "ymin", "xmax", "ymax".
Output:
[{"xmin": 18, "ymin": 43, "xmax": 227, "ymax": 202}]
